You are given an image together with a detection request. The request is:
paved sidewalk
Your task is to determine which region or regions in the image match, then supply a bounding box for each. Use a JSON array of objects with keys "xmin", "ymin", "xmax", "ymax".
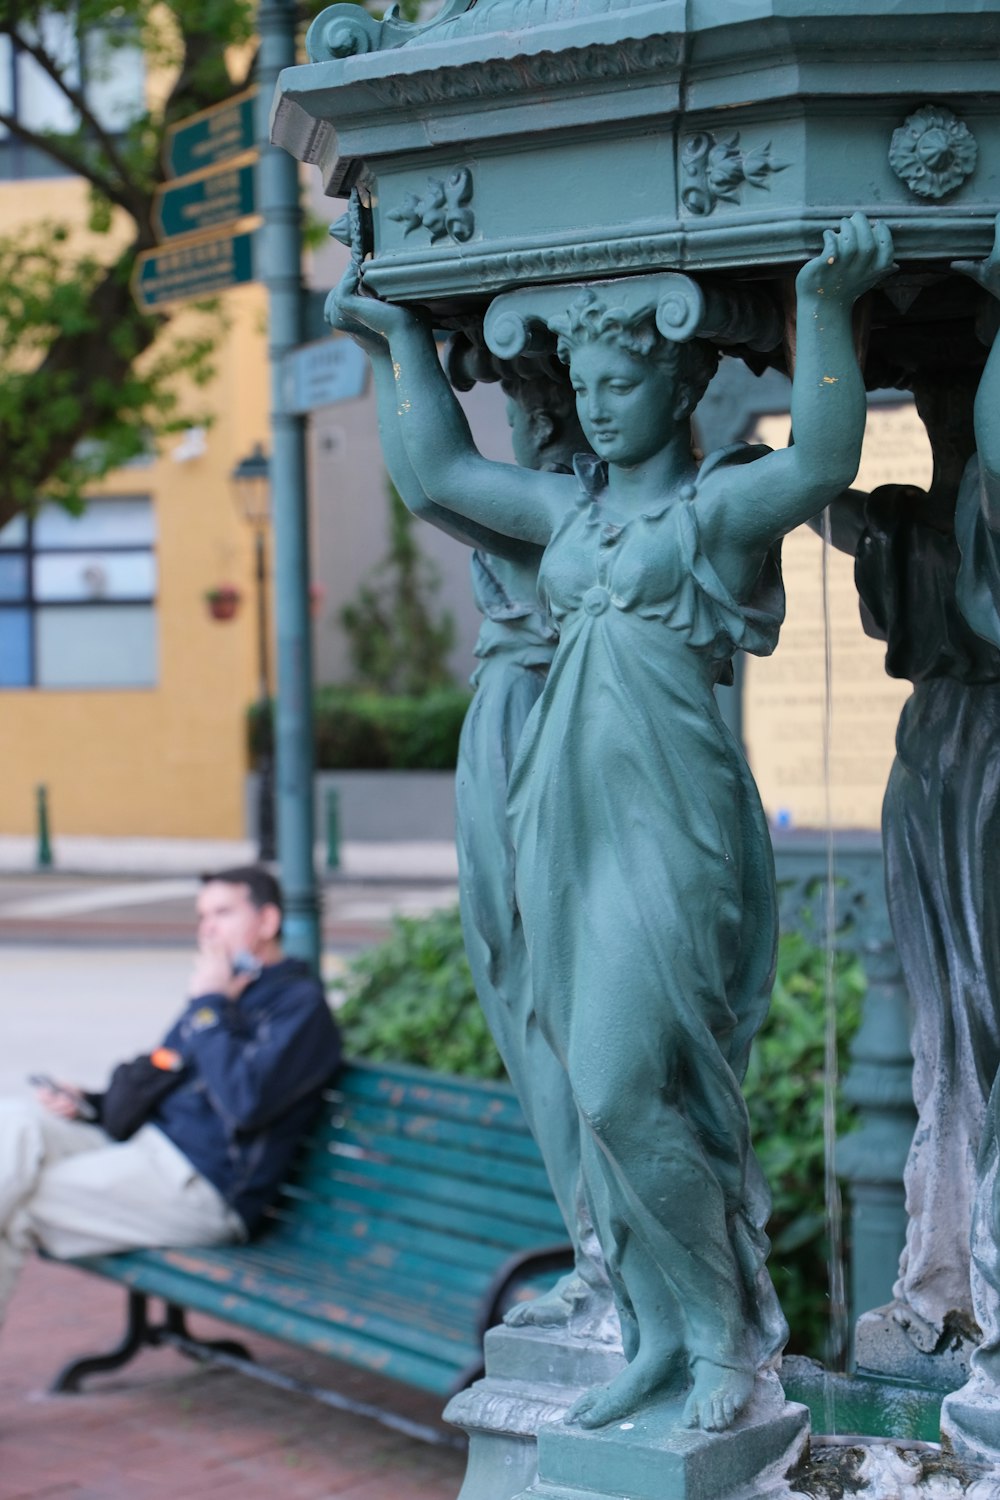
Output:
[
  {"xmin": 1, "ymin": 1258, "xmax": 465, "ymax": 1500},
  {"xmin": 0, "ymin": 837, "xmax": 459, "ymax": 883}
]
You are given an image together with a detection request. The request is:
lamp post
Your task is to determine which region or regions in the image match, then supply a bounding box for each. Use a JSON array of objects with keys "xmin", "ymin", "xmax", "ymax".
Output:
[
  {"xmin": 256, "ymin": 0, "xmax": 320, "ymax": 969},
  {"xmin": 231, "ymin": 443, "xmax": 276, "ymax": 862}
]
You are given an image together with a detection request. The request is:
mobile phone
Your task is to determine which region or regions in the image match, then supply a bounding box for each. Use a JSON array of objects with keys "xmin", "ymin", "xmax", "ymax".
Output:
[
  {"xmin": 28, "ymin": 1074, "xmax": 98, "ymax": 1121},
  {"xmin": 28, "ymin": 1072, "xmax": 64, "ymax": 1092},
  {"xmin": 231, "ymin": 949, "xmax": 263, "ymax": 980}
]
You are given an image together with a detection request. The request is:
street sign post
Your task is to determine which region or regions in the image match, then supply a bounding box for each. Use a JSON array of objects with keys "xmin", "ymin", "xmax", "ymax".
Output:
[
  {"xmin": 132, "ymin": 229, "xmax": 257, "ymax": 312},
  {"xmin": 163, "ymin": 88, "xmax": 258, "ymax": 179},
  {"xmin": 134, "ymin": 89, "xmax": 261, "ymax": 317},
  {"xmin": 154, "ymin": 159, "xmax": 256, "ymax": 243},
  {"xmin": 282, "ymin": 336, "xmax": 369, "ymax": 414}
]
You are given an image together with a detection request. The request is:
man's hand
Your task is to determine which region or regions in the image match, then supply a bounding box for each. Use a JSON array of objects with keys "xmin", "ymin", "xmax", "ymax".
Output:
[
  {"xmin": 188, "ymin": 943, "xmax": 252, "ymax": 1002},
  {"xmin": 35, "ymin": 1080, "xmax": 85, "ymax": 1120}
]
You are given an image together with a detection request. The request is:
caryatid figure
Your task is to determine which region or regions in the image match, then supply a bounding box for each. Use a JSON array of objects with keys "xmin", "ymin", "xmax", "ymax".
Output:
[
  {"xmin": 329, "ymin": 297, "xmax": 616, "ymax": 1336},
  {"xmin": 333, "ymin": 214, "xmax": 894, "ymax": 1432},
  {"xmin": 821, "ymin": 220, "xmax": 1000, "ymax": 1369}
]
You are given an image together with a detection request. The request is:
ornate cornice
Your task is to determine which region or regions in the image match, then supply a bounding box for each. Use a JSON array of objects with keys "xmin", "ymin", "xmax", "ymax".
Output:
[
  {"xmin": 360, "ymin": 208, "xmax": 1000, "ymax": 300},
  {"xmin": 364, "ymin": 34, "xmax": 680, "ymax": 109}
]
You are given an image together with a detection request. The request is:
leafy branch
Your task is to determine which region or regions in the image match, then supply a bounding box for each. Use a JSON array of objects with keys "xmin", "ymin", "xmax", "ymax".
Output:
[{"xmin": 0, "ymin": 0, "xmax": 259, "ymax": 527}]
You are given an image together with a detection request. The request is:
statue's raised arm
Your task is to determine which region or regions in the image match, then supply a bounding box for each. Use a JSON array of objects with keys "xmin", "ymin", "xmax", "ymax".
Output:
[
  {"xmin": 695, "ymin": 213, "xmax": 896, "ymax": 600},
  {"xmin": 330, "ymin": 269, "xmax": 574, "ymax": 547},
  {"xmin": 327, "ymin": 277, "xmax": 544, "ymax": 565}
]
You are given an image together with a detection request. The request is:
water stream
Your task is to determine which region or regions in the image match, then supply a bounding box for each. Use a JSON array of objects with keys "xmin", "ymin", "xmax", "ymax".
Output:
[{"xmin": 821, "ymin": 508, "xmax": 850, "ymax": 1405}]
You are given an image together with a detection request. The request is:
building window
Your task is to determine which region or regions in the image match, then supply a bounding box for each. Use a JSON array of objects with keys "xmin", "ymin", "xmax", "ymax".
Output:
[
  {"xmin": 0, "ymin": 496, "xmax": 158, "ymax": 689},
  {"xmin": 0, "ymin": 16, "xmax": 145, "ymax": 181}
]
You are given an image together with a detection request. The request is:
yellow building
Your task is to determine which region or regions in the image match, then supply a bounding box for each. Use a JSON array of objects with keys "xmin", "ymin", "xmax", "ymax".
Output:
[{"xmin": 0, "ymin": 169, "xmax": 271, "ymax": 839}]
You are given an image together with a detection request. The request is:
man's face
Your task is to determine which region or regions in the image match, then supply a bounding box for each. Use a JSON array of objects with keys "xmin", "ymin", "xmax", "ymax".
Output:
[{"xmin": 196, "ymin": 881, "xmax": 278, "ymax": 961}]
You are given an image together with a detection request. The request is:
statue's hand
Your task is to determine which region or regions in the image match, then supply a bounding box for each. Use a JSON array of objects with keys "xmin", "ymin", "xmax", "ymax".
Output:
[
  {"xmin": 326, "ymin": 267, "xmax": 385, "ymax": 355},
  {"xmin": 325, "ymin": 265, "xmax": 416, "ymax": 348},
  {"xmin": 951, "ymin": 212, "xmax": 1000, "ymax": 301},
  {"xmin": 796, "ymin": 213, "xmax": 896, "ymax": 306}
]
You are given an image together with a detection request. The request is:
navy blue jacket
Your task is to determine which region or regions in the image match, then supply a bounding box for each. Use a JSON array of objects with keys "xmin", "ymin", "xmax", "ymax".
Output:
[{"xmin": 149, "ymin": 958, "xmax": 341, "ymax": 1232}]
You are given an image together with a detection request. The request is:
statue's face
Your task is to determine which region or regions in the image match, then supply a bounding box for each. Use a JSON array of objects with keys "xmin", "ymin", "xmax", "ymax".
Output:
[{"xmin": 568, "ymin": 339, "xmax": 674, "ymax": 467}]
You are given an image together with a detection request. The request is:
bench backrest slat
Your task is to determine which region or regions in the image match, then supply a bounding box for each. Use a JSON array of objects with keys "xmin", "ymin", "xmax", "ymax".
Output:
[
  {"xmin": 333, "ymin": 1063, "xmax": 532, "ymax": 1135},
  {"xmin": 297, "ymin": 1150, "xmax": 565, "ymax": 1236},
  {"xmin": 317, "ymin": 1097, "xmax": 545, "ymax": 1169},
  {"xmin": 259, "ymin": 1211, "xmax": 515, "ymax": 1296},
  {"xmin": 271, "ymin": 1189, "xmax": 550, "ymax": 1265},
  {"xmin": 310, "ymin": 1118, "xmax": 555, "ymax": 1197}
]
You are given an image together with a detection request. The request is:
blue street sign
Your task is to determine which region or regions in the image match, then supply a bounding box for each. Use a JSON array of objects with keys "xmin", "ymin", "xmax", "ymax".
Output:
[
  {"xmin": 132, "ymin": 229, "xmax": 257, "ymax": 311},
  {"xmin": 164, "ymin": 89, "xmax": 258, "ymax": 179},
  {"xmin": 282, "ymin": 337, "xmax": 369, "ymax": 414},
  {"xmin": 155, "ymin": 160, "xmax": 256, "ymax": 243}
]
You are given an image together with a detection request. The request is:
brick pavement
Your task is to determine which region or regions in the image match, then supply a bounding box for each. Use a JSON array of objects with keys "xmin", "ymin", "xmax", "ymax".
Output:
[{"xmin": 0, "ymin": 1259, "xmax": 465, "ymax": 1500}]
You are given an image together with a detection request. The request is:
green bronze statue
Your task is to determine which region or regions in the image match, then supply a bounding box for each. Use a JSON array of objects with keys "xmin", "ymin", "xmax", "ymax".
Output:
[
  {"xmin": 820, "ymin": 223, "xmax": 1000, "ymax": 1398},
  {"xmin": 332, "ymin": 213, "xmax": 895, "ymax": 1434},
  {"xmin": 329, "ymin": 286, "xmax": 617, "ymax": 1336}
]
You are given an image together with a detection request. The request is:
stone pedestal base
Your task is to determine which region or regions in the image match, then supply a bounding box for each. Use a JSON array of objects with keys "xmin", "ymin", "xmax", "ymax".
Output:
[
  {"xmin": 854, "ymin": 1302, "xmax": 976, "ymax": 1392},
  {"xmin": 513, "ymin": 1379, "xmax": 809, "ymax": 1500},
  {"xmin": 941, "ymin": 1377, "xmax": 1000, "ymax": 1466},
  {"xmin": 443, "ymin": 1324, "xmax": 626, "ymax": 1500}
]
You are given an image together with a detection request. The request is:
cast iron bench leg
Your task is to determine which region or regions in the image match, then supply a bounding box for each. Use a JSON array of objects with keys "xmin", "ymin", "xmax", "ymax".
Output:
[
  {"xmin": 159, "ymin": 1302, "xmax": 254, "ymax": 1364},
  {"xmin": 50, "ymin": 1289, "xmax": 151, "ymax": 1392}
]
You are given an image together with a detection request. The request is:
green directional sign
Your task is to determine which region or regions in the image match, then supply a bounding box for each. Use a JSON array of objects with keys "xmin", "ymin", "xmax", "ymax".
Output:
[
  {"xmin": 132, "ymin": 229, "xmax": 256, "ymax": 312},
  {"xmin": 163, "ymin": 88, "xmax": 257, "ymax": 180},
  {"xmin": 155, "ymin": 160, "xmax": 256, "ymax": 243}
]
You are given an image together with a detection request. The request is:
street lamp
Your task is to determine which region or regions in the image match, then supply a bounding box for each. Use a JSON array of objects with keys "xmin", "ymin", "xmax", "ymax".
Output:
[{"xmin": 230, "ymin": 443, "xmax": 276, "ymax": 862}]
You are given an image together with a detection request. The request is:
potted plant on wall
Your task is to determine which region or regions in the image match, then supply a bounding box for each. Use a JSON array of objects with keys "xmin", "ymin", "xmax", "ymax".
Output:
[{"xmin": 204, "ymin": 582, "xmax": 242, "ymax": 621}]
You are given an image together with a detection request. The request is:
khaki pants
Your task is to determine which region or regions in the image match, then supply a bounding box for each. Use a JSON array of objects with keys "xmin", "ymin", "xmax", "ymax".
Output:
[{"xmin": 0, "ymin": 1098, "xmax": 244, "ymax": 1326}]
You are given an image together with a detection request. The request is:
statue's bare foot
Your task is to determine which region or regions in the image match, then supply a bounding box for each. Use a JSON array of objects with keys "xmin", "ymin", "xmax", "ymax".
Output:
[
  {"xmin": 566, "ymin": 1348, "xmax": 685, "ymax": 1429},
  {"xmin": 504, "ymin": 1273, "xmax": 583, "ymax": 1329},
  {"xmin": 505, "ymin": 1274, "xmax": 620, "ymax": 1344},
  {"xmin": 682, "ymin": 1361, "xmax": 755, "ymax": 1432}
]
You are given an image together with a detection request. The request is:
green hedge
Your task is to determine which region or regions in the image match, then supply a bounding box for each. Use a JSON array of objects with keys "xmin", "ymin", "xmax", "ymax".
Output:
[
  {"xmin": 338, "ymin": 907, "xmax": 865, "ymax": 1360},
  {"xmin": 249, "ymin": 687, "xmax": 472, "ymax": 771}
]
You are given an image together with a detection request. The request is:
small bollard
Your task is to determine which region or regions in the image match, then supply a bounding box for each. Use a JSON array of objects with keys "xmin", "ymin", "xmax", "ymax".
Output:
[
  {"xmin": 36, "ymin": 784, "xmax": 53, "ymax": 870},
  {"xmin": 325, "ymin": 786, "xmax": 341, "ymax": 871}
]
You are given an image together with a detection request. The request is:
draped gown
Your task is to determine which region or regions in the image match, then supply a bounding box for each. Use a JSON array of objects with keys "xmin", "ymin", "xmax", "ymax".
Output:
[
  {"xmin": 507, "ymin": 448, "xmax": 788, "ymax": 1378},
  {"xmin": 456, "ymin": 549, "xmax": 610, "ymax": 1293},
  {"xmin": 854, "ymin": 458, "xmax": 1000, "ymax": 1343}
]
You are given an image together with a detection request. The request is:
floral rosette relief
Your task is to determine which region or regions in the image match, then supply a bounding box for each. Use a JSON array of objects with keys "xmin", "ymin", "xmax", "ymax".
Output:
[{"xmin": 889, "ymin": 105, "xmax": 978, "ymax": 200}]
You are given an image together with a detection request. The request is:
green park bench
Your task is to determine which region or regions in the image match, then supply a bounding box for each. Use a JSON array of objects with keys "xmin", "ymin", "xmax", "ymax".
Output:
[{"xmin": 49, "ymin": 1059, "xmax": 572, "ymax": 1448}]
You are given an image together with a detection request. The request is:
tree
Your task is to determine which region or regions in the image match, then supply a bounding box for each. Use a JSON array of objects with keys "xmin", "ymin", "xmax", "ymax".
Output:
[{"xmin": 0, "ymin": 1, "xmax": 272, "ymax": 532}]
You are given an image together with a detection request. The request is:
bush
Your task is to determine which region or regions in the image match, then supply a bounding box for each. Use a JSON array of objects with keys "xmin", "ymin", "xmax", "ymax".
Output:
[
  {"xmin": 339, "ymin": 907, "xmax": 502, "ymax": 1077},
  {"xmin": 248, "ymin": 686, "xmax": 472, "ymax": 771},
  {"xmin": 338, "ymin": 907, "xmax": 865, "ymax": 1358},
  {"xmin": 744, "ymin": 929, "xmax": 866, "ymax": 1357}
]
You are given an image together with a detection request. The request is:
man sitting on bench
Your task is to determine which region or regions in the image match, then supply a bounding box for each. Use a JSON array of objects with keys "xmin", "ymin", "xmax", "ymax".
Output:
[{"xmin": 0, "ymin": 865, "xmax": 342, "ymax": 1329}]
